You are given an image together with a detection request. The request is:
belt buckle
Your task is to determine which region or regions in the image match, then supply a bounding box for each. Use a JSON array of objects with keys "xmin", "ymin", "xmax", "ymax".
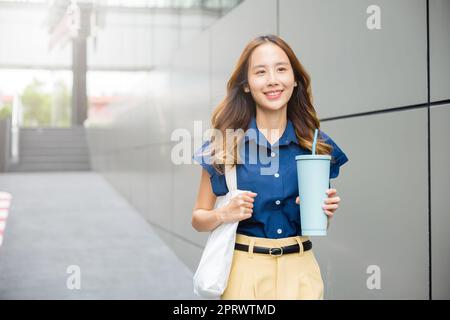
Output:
[{"xmin": 269, "ymin": 247, "xmax": 283, "ymax": 256}]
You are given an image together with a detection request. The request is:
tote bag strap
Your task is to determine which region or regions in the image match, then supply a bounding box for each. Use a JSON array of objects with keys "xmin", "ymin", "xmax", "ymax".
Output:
[{"xmin": 224, "ymin": 164, "xmax": 237, "ymax": 192}]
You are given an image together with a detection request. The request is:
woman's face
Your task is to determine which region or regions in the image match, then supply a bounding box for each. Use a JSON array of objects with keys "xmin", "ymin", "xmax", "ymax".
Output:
[{"xmin": 246, "ymin": 42, "xmax": 296, "ymax": 113}]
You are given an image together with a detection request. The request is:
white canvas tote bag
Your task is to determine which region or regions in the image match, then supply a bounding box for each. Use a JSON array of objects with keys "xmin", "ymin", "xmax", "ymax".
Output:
[{"xmin": 193, "ymin": 164, "xmax": 248, "ymax": 299}]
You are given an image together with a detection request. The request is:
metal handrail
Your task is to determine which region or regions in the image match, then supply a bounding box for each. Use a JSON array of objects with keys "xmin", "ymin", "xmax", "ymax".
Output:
[{"xmin": 10, "ymin": 93, "xmax": 21, "ymax": 164}]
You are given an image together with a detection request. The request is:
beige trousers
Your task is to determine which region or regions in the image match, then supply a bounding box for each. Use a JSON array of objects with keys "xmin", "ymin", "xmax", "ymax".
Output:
[{"xmin": 221, "ymin": 233, "xmax": 324, "ymax": 300}]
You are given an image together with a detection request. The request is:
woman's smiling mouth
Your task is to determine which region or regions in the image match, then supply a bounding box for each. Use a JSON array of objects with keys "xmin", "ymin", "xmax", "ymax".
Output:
[{"xmin": 264, "ymin": 90, "xmax": 283, "ymax": 100}]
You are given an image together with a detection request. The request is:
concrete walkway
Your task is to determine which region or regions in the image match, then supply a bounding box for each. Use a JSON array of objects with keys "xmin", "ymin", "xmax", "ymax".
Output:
[{"xmin": 0, "ymin": 172, "xmax": 199, "ymax": 299}]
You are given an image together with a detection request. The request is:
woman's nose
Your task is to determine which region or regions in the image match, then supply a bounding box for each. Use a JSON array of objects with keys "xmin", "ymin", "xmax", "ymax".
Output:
[{"xmin": 267, "ymin": 70, "xmax": 279, "ymax": 84}]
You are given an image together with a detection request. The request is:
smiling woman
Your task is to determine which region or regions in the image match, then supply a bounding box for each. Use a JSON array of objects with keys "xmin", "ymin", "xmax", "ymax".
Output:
[{"xmin": 191, "ymin": 34, "xmax": 349, "ymax": 300}]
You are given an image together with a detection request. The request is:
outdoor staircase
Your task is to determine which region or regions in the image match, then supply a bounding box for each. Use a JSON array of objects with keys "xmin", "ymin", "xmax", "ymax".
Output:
[{"xmin": 7, "ymin": 126, "xmax": 91, "ymax": 172}]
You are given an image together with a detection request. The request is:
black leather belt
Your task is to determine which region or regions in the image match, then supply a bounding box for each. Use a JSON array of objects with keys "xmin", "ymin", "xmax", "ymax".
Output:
[{"xmin": 234, "ymin": 240, "xmax": 312, "ymax": 256}]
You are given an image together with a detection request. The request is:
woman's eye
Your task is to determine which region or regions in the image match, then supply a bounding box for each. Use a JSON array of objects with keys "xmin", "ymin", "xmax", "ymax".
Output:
[{"xmin": 256, "ymin": 68, "xmax": 286, "ymax": 74}]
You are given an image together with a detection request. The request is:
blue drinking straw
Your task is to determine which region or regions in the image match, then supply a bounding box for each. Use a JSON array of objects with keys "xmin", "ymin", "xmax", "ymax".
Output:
[{"xmin": 312, "ymin": 129, "xmax": 318, "ymax": 155}]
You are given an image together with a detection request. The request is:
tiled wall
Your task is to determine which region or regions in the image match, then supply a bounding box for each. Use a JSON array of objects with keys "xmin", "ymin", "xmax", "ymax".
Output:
[{"xmin": 85, "ymin": 0, "xmax": 450, "ymax": 299}]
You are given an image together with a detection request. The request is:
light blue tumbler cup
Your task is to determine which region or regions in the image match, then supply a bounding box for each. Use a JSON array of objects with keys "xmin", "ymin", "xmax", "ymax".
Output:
[{"xmin": 295, "ymin": 154, "xmax": 331, "ymax": 236}]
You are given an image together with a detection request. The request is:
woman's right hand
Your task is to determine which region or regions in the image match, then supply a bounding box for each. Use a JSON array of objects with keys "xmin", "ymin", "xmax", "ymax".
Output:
[{"xmin": 216, "ymin": 191, "xmax": 257, "ymax": 224}]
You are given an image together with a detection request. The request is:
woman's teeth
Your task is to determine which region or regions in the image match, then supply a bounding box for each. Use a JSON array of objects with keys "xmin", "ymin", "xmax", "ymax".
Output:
[{"xmin": 265, "ymin": 90, "xmax": 283, "ymax": 98}]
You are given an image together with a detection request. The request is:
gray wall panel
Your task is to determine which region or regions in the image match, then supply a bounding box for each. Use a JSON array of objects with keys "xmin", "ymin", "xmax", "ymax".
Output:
[
  {"xmin": 129, "ymin": 147, "xmax": 149, "ymax": 215},
  {"xmin": 280, "ymin": 0, "xmax": 427, "ymax": 118},
  {"xmin": 314, "ymin": 108, "xmax": 429, "ymax": 299},
  {"xmin": 430, "ymin": 0, "xmax": 450, "ymax": 102},
  {"xmin": 128, "ymin": 104, "xmax": 152, "ymax": 148},
  {"xmin": 118, "ymin": 149, "xmax": 132, "ymax": 204},
  {"xmin": 431, "ymin": 105, "xmax": 450, "ymax": 299},
  {"xmin": 115, "ymin": 110, "xmax": 132, "ymax": 150},
  {"xmin": 146, "ymin": 143, "xmax": 173, "ymax": 230},
  {"xmin": 148, "ymin": 72, "xmax": 174, "ymax": 145},
  {"xmin": 171, "ymin": 31, "xmax": 211, "ymax": 136}
]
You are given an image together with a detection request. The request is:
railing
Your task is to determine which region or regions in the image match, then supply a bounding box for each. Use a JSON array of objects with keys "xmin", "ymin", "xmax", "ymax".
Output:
[
  {"xmin": 0, "ymin": 118, "xmax": 11, "ymax": 172},
  {"xmin": 10, "ymin": 93, "xmax": 21, "ymax": 165}
]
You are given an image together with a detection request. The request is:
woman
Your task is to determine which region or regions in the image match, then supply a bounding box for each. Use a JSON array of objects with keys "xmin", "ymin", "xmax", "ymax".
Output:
[{"xmin": 191, "ymin": 34, "xmax": 348, "ymax": 300}]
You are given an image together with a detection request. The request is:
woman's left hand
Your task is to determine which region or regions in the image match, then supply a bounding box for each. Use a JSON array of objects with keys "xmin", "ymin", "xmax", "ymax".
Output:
[
  {"xmin": 295, "ymin": 188, "xmax": 341, "ymax": 219},
  {"xmin": 322, "ymin": 188, "xmax": 340, "ymax": 219}
]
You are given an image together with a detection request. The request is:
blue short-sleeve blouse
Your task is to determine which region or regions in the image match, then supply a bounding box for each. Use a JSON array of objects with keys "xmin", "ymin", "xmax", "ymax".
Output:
[{"xmin": 192, "ymin": 116, "xmax": 349, "ymax": 238}]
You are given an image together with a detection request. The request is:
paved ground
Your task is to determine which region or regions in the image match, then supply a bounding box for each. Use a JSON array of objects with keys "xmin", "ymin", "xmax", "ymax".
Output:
[{"xmin": 0, "ymin": 172, "xmax": 199, "ymax": 299}]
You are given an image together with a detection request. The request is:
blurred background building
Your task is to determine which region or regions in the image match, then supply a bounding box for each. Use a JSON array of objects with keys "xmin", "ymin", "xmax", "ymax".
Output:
[
  {"xmin": 0, "ymin": 0, "xmax": 449, "ymax": 299},
  {"xmin": 0, "ymin": 0, "xmax": 240, "ymax": 171}
]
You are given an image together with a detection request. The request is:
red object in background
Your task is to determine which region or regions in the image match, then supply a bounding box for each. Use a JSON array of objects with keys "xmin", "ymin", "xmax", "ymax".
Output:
[
  {"xmin": 88, "ymin": 95, "xmax": 123, "ymax": 122},
  {"xmin": 0, "ymin": 95, "xmax": 13, "ymax": 105},
  {"xmin": 0, "ymin": 192, "xmax": 12, "ymax": 247}
]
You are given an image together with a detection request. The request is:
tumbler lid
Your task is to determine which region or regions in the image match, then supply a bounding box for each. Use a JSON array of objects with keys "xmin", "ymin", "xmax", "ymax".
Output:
[{"xmin": 295, "ymin": 154, "xmax": 331, "ymax": 160}]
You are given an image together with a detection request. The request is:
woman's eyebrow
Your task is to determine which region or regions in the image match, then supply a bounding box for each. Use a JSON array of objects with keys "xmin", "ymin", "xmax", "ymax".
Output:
[{"xmin": 252, "ymin": 62, "xmax": 289, "ymax": 70}]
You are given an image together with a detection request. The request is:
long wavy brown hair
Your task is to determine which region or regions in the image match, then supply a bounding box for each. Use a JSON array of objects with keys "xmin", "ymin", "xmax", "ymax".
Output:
[{"xmin": 205, "ymin": 34, "xmax": 333, "ymax": 175}]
